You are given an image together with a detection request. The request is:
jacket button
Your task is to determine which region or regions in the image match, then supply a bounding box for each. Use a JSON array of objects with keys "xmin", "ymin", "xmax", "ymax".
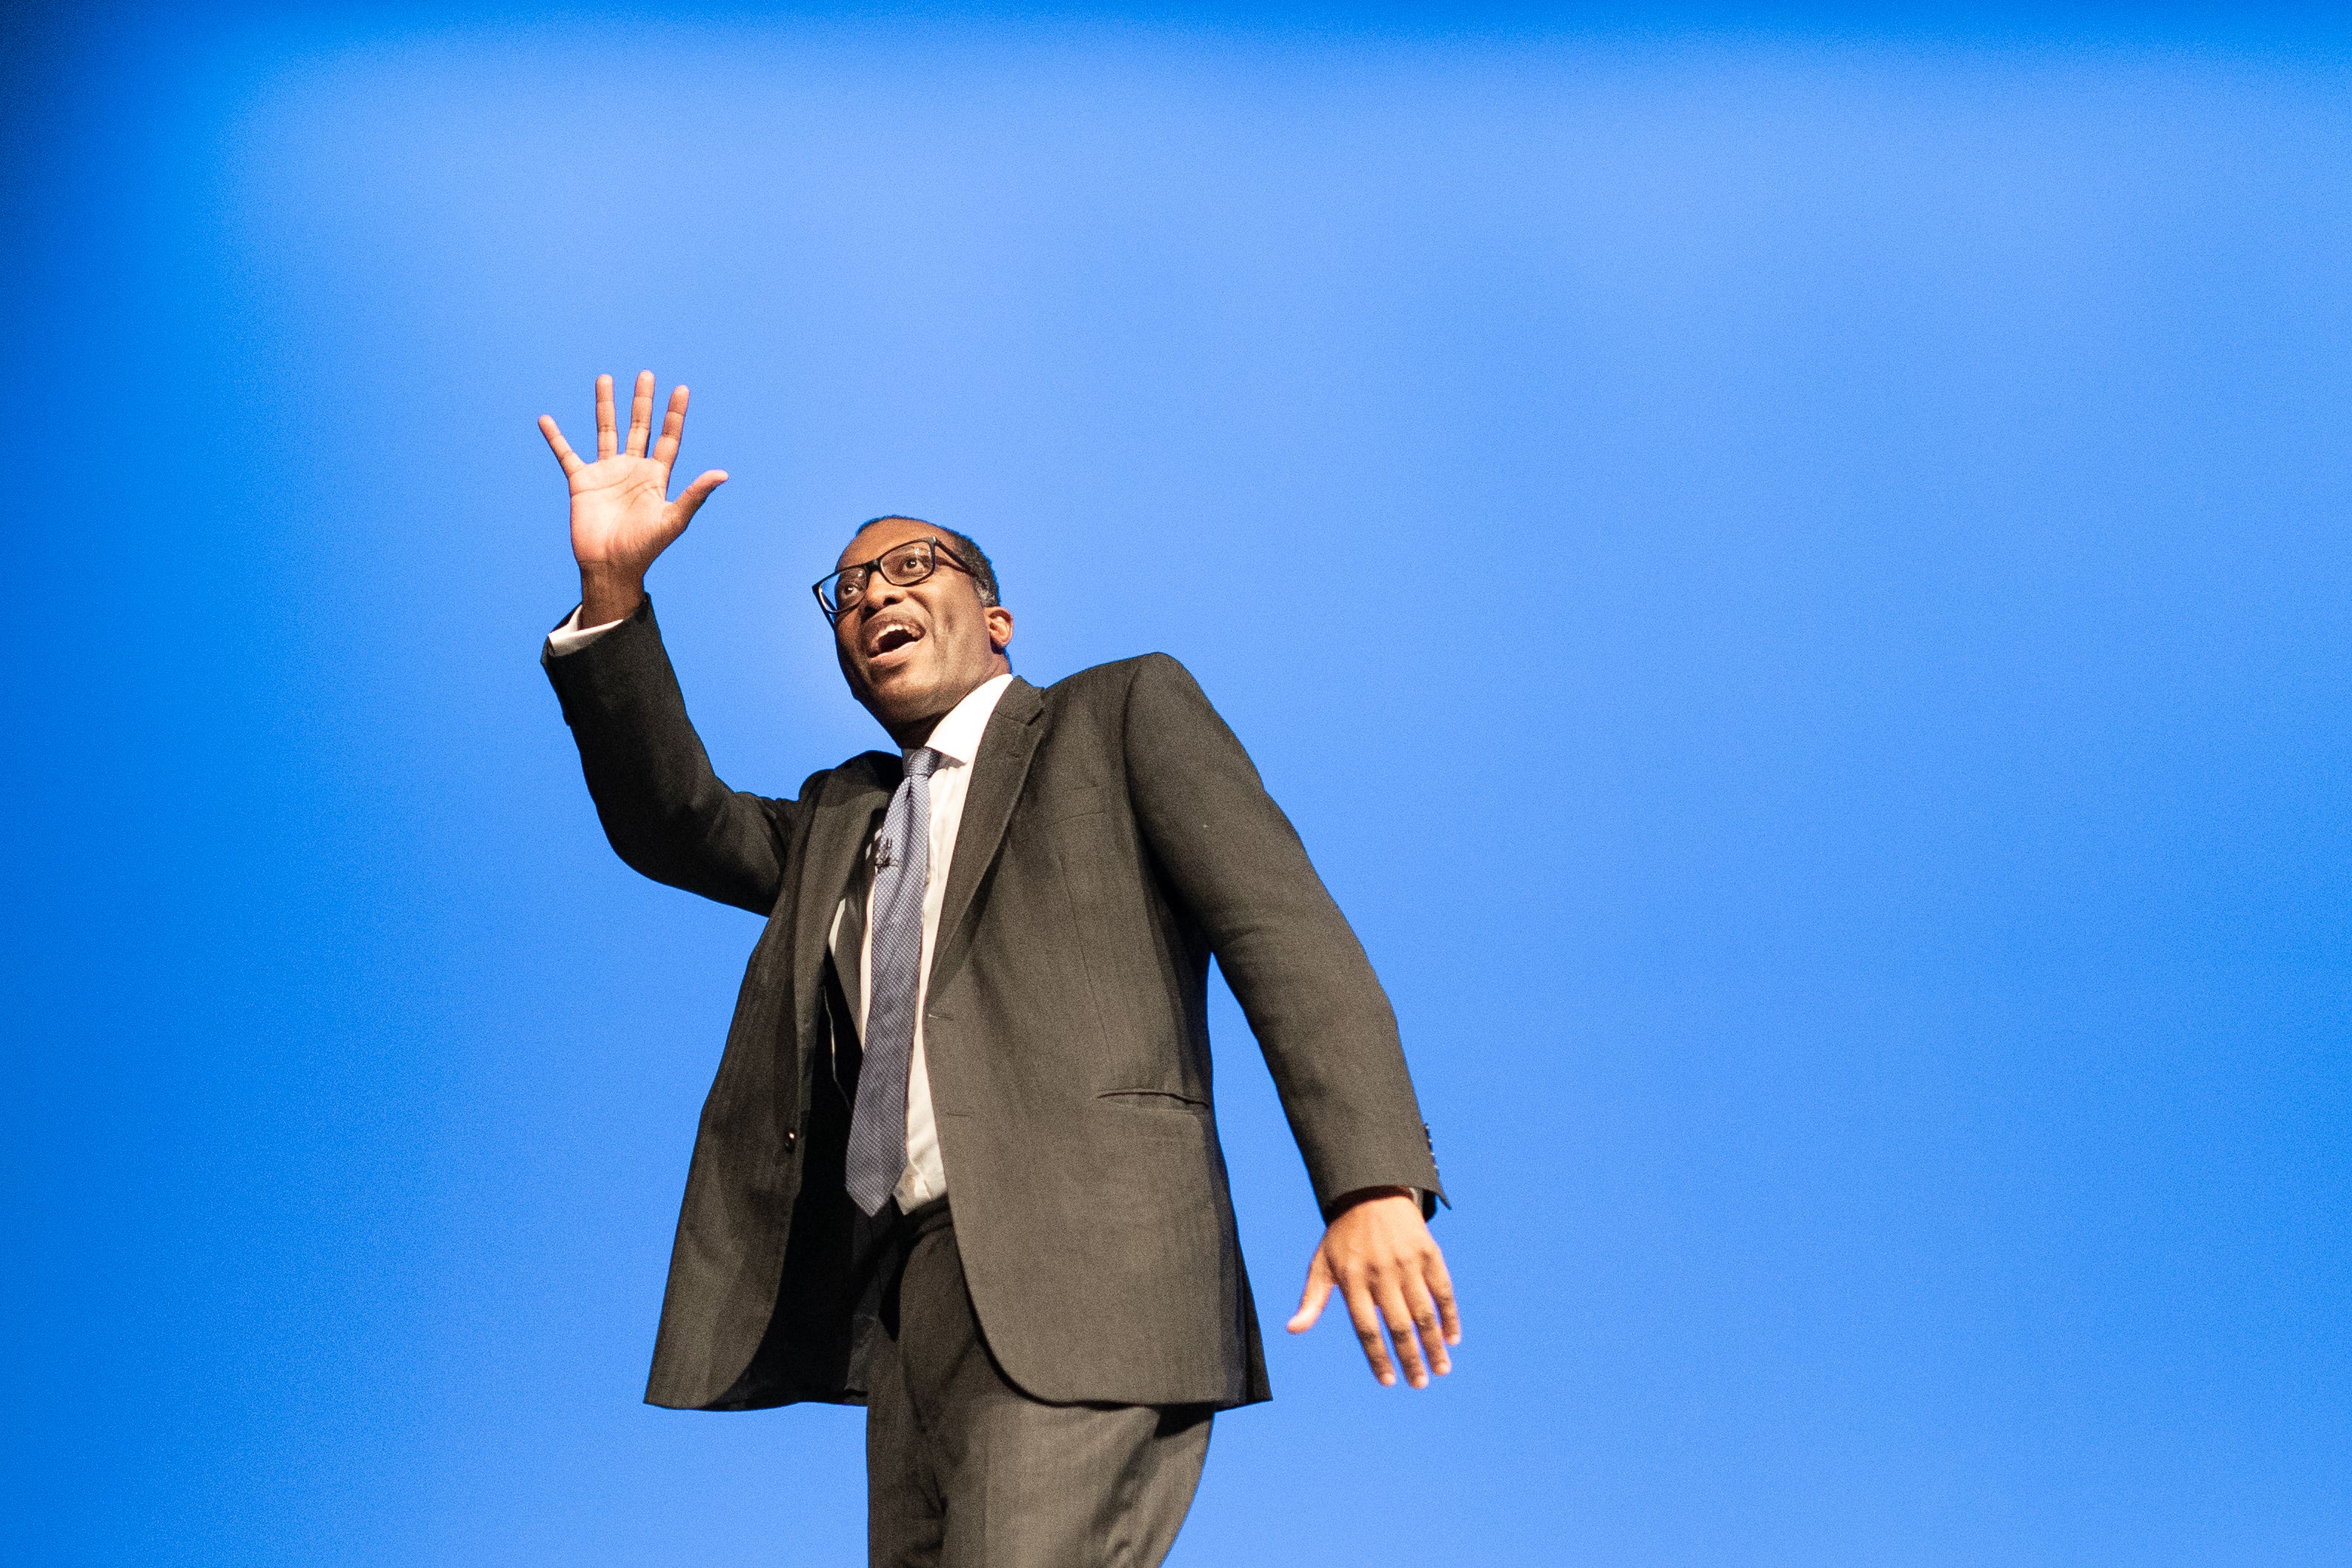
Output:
[{"xmin": 783, "ymin": 1130, "xmax": 799, "ymax": 1152}]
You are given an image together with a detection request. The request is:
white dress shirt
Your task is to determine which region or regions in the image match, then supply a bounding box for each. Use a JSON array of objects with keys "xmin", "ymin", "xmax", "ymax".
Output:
[
  {"xmin": 548, "ymin": 605, "xmax": 1010, "ymax": 1209},
  {"xmin": 832, "ymin": 670, "xmax": 1011, "ymax": 1208}
]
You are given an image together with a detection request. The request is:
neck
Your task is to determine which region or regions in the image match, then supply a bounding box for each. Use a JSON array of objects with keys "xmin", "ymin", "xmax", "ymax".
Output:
[
  {"xmin": 877, "ymin": 661, "xmax": 1009, "ymax": 750},
  {"xmin": 883, "ymin": 714, "xmax": 940, "ymax": 751}
]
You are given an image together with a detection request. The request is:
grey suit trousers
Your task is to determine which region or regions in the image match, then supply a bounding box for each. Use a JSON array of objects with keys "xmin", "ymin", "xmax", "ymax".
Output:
[{"xmin": 867, "ymin": 1202, "xmax": 1212, "ymax": 1567}]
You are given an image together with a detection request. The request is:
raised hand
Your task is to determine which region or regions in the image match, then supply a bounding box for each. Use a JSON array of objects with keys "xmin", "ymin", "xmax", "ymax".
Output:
[
  {"xmin": 1287, "ymin": 1187, "xmax": 1461, "ymax": 1389},
  {"xmin": 539, "ymin": 371, "xmax": 728, "ymax": 624}
]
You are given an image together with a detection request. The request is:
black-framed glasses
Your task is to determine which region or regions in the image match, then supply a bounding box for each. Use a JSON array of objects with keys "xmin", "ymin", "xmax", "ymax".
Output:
[{"xmin": 811, "ymin": 536, "xmax": 974, "ymax": 623}]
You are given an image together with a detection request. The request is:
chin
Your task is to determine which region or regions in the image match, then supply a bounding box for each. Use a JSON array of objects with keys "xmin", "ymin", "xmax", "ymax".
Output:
[{"xmin": 863, "ymin": 669, "xmax": 940, "ymax": 720}]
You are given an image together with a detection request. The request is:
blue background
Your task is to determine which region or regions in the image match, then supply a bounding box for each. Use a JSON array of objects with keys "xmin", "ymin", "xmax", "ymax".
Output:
[{"xmin": 5, "ymin": 4, "xmax": 2348, "ymax": 1564}]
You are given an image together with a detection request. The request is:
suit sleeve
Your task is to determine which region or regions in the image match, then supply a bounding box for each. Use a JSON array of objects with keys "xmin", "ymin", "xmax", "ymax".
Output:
[
  {"xmin": 1120, "ymin": 653, "xmax": 1446, "ymax": 1217},
  {"xmin": 542, "ymin": 595, "xmax": 801, "ymax": 917}
]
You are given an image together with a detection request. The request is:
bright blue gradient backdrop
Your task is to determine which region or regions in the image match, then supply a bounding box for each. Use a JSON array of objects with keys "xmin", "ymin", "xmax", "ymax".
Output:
[{"xmin": 5, "ymin": 6, "xmax": 2348, "ymax": 1564}]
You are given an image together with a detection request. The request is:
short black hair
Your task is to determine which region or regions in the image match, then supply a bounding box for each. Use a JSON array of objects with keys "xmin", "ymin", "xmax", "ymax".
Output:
[{"xmin": 854, "ymin": 515, "xmax": 1000, "ymax": 608}]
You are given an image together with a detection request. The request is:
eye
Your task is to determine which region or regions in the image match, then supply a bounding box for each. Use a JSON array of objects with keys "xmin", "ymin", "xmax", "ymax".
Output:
[
  {"xmin": 883, "ymin": 543, "xmax": 933, "ymax": 582},
  {"xmin": 834, "ymin": 568, "xmax": 870, "ymax": 605}
]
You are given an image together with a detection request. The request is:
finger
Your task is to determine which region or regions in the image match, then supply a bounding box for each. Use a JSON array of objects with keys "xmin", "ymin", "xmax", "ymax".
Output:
[
  {"xmin": 1378, "ymin": 1278, "xmax": 1431, "ymax": 1388},
  {"xmin": 627, "ymin": 370, "xmax": 655, "ymax": 458},
  {"xmin": 595, "ymin": 373, "xmax": 617, "ymax": 459},
  {"xmin": 650, "ymin": 383, "xmax": 691, "ymax": 473},
  {"xmin": 673, "ymin": 469, "xmax": 728, "ymax": 524},
  {"xmin": 1426, "ymin": 1251, "xmax": 1463, "ymax": 1346},
  {"xmin": 1403, "ymin": 1267, "xmax": 1451, "ymax": 1378},
  {"xmin": 1286, "ymin": 1251, "xmax": 1334, "ymax": 1334},
  {"xmin": 1341, "ymin": 1275, "xmax": 1398, "ymax": 1386},
  {"xmin": 537, "ymin": 415, "xmax": 583, "ymax": 476}
]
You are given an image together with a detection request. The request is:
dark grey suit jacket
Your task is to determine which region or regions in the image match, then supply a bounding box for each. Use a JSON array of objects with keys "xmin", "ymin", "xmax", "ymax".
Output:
[{"xmin": 544, "ymin": 597, "xmax": 1444, "ymax": 1412}]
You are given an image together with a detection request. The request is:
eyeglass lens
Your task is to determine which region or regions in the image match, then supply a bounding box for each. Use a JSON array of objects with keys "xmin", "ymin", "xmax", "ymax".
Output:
[{"xmin": 831, "ymin": 541, "xmax": 936, "ymax": 612}]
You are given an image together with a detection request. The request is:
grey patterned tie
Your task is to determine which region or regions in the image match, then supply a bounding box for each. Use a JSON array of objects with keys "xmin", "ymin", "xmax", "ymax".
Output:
[{"xmin": 844, "ymin": 746, "xmax": 946, "ymax": 1216}]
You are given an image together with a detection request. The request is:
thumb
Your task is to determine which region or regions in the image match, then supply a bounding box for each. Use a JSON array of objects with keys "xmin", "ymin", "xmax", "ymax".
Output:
[
  {"xmin": 1287, "ymin": 1249, "xmax": 1335, "ymax": 1335},
  {"xmin": 674, "ymin": 469, "xmax": 729, "ymax": 522}
]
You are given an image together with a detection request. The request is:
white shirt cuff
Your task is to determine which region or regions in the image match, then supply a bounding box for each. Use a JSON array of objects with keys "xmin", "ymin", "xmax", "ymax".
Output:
[{"xmin": 545, "ymin": 604, "xmax": 625, "ymax": 657}]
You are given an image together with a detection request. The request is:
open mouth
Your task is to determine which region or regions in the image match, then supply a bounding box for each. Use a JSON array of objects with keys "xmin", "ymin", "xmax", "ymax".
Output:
[{"xmin": 868, "ymin": 619, "xmax": 924, "ymax": 662}]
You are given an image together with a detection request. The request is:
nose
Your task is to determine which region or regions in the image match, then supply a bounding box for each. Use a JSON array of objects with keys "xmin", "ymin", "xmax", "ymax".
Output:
[{"xmin": 860, "ymin": 572, "xmax": 911, "ymax": 616}]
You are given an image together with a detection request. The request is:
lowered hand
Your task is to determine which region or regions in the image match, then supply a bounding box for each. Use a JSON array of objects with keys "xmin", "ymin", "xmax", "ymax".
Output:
[{"xmin": 1287, "ymin": 1186, "xmax": 1461, "ymax": 1389}]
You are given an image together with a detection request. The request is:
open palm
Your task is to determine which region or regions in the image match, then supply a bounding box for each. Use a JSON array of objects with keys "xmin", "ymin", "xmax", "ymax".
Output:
[{"xmin": 539, "ymin": 371, "xmax": 728, "ymax": 587}]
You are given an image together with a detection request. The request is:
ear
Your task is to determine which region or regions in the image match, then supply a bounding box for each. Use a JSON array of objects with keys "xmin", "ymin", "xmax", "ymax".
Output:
[{"xmin": 985, "ymin": 604, "xmax": 1015, "ymax": 655}]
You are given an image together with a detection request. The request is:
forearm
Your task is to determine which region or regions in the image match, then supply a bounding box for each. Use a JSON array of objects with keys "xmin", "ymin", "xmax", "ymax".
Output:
[
  {"xmin": 1225, "ymin": 932, "xmax": 1444, "ymax": 1212},
  {"xmin": 1214, "ymin": 901, "xmax": 1438, "ymax": 1207},
  {"xmin": 543, "ymin": 596, "xmax": 788, "ymax": 914}
]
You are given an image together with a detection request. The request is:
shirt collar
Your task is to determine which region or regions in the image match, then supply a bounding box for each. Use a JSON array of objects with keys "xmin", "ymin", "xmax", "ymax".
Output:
[{"xmin": 914, "ymin": 671, "xmax": 1014, "ymax": 768}]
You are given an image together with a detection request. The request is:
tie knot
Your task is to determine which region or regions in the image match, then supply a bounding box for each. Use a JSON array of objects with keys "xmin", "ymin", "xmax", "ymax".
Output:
[{"xmin": 904, "ymin": 747, "xmax": 946, "ymax": 783}]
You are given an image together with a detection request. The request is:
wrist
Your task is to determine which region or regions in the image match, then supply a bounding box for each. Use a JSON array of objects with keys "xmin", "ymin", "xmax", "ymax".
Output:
[
  {"xmin": 578, "ymin": 565, "xmax": 645, "ymax": 625},
  {"xmin": 1326, "ymin": 1185, "xmax": 1416, "ymax": 1220}
]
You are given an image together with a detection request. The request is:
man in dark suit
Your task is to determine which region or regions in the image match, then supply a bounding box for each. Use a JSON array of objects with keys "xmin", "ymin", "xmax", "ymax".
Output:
[{"xmin": 538, "ymin": 371, "xmax": 1458, "ymax": 1567}]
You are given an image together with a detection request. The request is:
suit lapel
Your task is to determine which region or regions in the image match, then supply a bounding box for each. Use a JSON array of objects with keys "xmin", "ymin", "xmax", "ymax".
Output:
[
  {"xmin": 930, "ymin": 677, "xmax": 1045, "ymax": 986},
  {"xmin": 791, "ymin": 751, "xmax": 896, "ymax": 1042}
]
